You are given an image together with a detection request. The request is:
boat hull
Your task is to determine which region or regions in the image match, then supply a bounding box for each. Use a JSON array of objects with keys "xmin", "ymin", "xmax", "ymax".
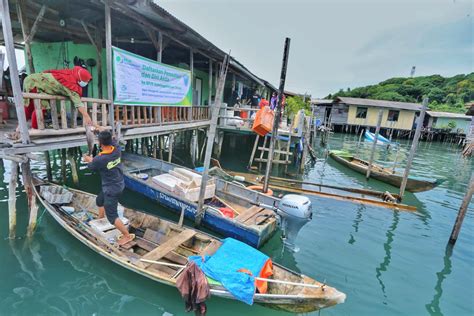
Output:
[
  {"xmin": 329, "ymin": 152, "xmax": 438, "ymax": 192},
  {"xmin": 122, "ymin": 153, "xmax": 277, "ymax": 248},
  {"xmin": 32, "ymin": 179, "xmax": 345, "ymax": 313}
]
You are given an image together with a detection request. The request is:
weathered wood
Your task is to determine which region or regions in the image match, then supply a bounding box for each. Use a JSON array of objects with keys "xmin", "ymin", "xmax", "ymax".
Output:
[
  {"xmin": 21, "ymin": 160, "xmax": 39, "ymax": 237},
  {"xmin": 105, "ymin": 2, "xmax": 115, "ymax": 133},
  {"xmin": 263, "ymin": 38, "xmax": 290, "ymax": 193},
  {"xmin": 8, "ymin": 161, "xmax": 18, "ymax": 238},
  {"xmin": 60, "ymin": 100, "xmax": 68, "ymax": 129},
  {"xmin": 449, "ymin": 173, "xmax": 474, "ymax": 245},
  {"xmin": 67, "ymin": 149, "xmax": 79, "ymax": 185},
  {"xmin": 168, "ymin": 133, "xmax": 174, "ymax": 163},
  {"xmin": 124, "ymin": 106, "xmax": 128, "ymax": 125},
  {"xmin": 22, "ymin": 93, "xmax": 112, "ymax": 103},
  {"xmin": 61, "ymin": 148, "xmax": 67, "ymax": 182},
  {"xmin": 16, "ymin": 0, "xmax": 34, "ymax": 73},
  {"xmin": 72, "ymin": 103, "xmax": 78, "ymax": 128},
  {"xmin": 102, "ymin": 104, "xmax": 107, "ymax": 126},
  {"xmin": 49, "ymin": 99, "xmax": 59, "ymax": 129},
  {"xmin": 235, "ymin": 206, "xmax": 265, "ymax": 223},
  {"xmin": 196, "ymin": 54, "xmax": 230, "ymax": 225},
  {"xmin": 152, "ymin": 136, "xmax": 157, "ymax": 158},
  {"xmin": 399, "ymin": 98, "xmax": 428, "ymax": 198},
  {"xmin": 366, "ymin": 110, "xmax": 383, "ymax": 179},
  {"xmin": 92, "ymin": 102, "xmax": 98, "ymax": 125},
  {"xmin": 141, "ymin": 229, "xmax": 196, "ymax": 268},
  {"xmin": 44, "ymin": 151, "xmax": 52, "ymax": 181},
  {"xmin": 130, "ymin": 106, "xmax": 136, "ymax": 125},
  {"xmin": 33, "ymin": 99, "xmax": 45, "ymax": 129}
]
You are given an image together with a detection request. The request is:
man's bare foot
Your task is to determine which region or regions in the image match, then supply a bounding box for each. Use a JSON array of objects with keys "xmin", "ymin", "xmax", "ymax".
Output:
[{"xmin": 117, "ymin": 233, "xmax": 135, "ymax": 246}]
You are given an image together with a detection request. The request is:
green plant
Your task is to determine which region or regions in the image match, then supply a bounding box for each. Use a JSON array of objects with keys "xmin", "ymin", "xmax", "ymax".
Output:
[
  {"xmin": 285, "ymin": 96, "xmax": 311, "ymax": 117},
  {"xmin": 447, "ymin": 121, "xmax": 457, "ymax": 129}
]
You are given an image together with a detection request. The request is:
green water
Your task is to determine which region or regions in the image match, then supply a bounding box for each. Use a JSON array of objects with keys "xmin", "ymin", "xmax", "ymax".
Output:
[{"xmin": 1, "ymin": 133, "xmax": 473, "ymax": 315}]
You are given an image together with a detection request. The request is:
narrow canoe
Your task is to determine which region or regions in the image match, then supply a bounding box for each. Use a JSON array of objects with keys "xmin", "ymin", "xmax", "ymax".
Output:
[
  {"xmin": 33, "ymin": 178, "xmax": 346, "ymax": 313},
  {"xmin": 121, "ymin": 152, "xmax": 279, "ymax": 248},
  {"xmin": 329, "ymin": 150, "xmax": 440, "ymax": 192},
  {"xmin": 364, "ymin": 131, "xmax": 393, "ymax": 146}
]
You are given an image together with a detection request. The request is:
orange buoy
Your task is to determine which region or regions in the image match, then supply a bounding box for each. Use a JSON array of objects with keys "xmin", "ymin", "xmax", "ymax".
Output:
[{"xmin": 247, "ymin": 185, "xmax": 273, "ymax": 196}]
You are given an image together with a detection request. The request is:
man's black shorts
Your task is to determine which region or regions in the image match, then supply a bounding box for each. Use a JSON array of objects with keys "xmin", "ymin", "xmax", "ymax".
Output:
[{"xmin": 96, "ymin": 190, "xmax": 122, "ymax": 224}]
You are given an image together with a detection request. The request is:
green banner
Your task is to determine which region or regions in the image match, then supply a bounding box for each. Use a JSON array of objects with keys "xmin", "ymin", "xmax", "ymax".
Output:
[{"xmin": 113, "ymin": 47, "xmax": 192, "ymax": 106}]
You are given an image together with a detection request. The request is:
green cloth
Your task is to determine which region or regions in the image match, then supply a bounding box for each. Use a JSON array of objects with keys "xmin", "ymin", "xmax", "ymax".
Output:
[{"xmin": 23, "ymin": 73, "xmax": 83, "ymax": 109}]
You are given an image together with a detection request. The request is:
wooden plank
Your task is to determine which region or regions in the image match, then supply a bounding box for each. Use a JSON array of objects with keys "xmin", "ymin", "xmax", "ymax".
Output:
[
  {"xmin": 49, "ymin": 99, "xmax": 59, "ymax": 129},
  {"xmin": 141, "ymin": 229, "xmax": 196, "ymax": 268},
  {"xmin": 235, "ymin": 206, "xmax": 265, "ymax": 223},
  {"xmin": 92, "ymin": 102, "xmax": 98, "ymax": 126},
  {"xmin": 254, "ymin": 158, "xmax": 291, "ymax": 164},
  {"xmin": 101, "ymin": 103, "xmax": 107, "ymax": 126},
  {"xmin": 258, "ymin": 147, "xmax": 293, "ymax": 155},
  {"xmin": 201, "ymin": 240, "xmax": 221, "ymax": 256},
  {"xmin": 123, "ymin": 105, "xmax": 128, "ymax": 125},
  {"xmin": 33, "ymin": 99, "xmax": 45, "ymax": 129},
  {"xmin": 71, "ymin": 102, "xmax": 78, "ymax": 128},
  {"xmin": 245, "ymin": 209, "xmax": 274, "ymax": 225},
  {"xmin": 137, "ymin": 106, "xmax": 142, "ymax": 124},
  {"xmin": 60, "ymin": 99, "xmax": 67, "ymax": 129},
  {"xmin": 22, "ymin": 92, "xmax": 112, "ymax": 103},
  {"xmin": 136, "ymin": 238, "xmax": 188, "ymax": 265},
  {"xmin": 131, "ymin": 106, "xmax": 136, "ymax": 125}
]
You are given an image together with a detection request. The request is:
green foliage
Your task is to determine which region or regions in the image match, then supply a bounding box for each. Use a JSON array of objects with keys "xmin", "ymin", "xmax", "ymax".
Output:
[
  {"xmin": 447, "ymin": 121, "xmax": 457, "ymax": 129},
  {"xmin": 285, "ymin": 96, "xmax": 310, "ymax": 117},
  {"xmin": 329, "ymin": 73, "xmax": 474, "ymax": 113}
]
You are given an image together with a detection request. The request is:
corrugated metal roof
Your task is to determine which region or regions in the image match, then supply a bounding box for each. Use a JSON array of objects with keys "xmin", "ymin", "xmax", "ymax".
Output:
[
  {"xmin": 336, "ymin": 97, "xmax": 422, "ymax": 111},
  {"xmin": 426, "ymin": 111, "xmax": 472, "ymax": 120},
  {"xmin": 311, "ymin": 99, "xmax": 333, "ymax": 105}
]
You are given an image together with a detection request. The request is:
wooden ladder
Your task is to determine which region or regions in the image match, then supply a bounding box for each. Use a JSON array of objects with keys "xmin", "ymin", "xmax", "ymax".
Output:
[{"xmin": 248, "ymin": 134, "xmax": 293, "ymax": 168}]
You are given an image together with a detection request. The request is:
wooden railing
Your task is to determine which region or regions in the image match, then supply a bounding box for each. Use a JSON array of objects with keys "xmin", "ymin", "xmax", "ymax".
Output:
[{"xmin": 22, "ymin": 93, "xmax": 210, "ymax": 137}]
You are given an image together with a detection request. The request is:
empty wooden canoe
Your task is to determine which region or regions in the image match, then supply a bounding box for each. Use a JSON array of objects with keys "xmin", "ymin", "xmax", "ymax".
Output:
[
  {"xmin": 33, "ymin": 178, "xmax": 346, "ymax": 313},
  {"xmin": 329, "ymin": 150, "xmax": 440, "ymax": 192}
]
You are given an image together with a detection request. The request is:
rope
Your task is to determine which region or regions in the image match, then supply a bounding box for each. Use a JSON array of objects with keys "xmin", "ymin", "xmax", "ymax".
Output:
[{"xmin": 36, "ymin": 208, "xmax": 48, "ymax": 226}]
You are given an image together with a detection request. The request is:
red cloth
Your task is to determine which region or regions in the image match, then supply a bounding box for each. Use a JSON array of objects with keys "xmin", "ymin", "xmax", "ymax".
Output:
[
  {"xmin": 44, "ymin": 66, "xmax": 92, "ymax": 97},
  {"xmin": 176, "ymin": 261, "xmax": 210, "ymax": 316},
  {"xmin": 259, "ymin": 98, "xmax": 269, "ymax": 109}
]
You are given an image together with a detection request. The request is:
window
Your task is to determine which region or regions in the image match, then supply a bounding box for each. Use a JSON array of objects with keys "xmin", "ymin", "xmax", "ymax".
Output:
[
  {"xmin": 387, "ymin": 110, "xmax": 400, "ymax": 122},
  {"xmin": 356, "ymin": 107, "xmax": 367, "ymax": 119}
]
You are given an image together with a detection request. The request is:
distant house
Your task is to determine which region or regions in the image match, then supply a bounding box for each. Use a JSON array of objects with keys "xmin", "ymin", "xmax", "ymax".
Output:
[
  {"xmin": 425, "ymin": 111, "xmax": 472, "ymax": 134},
  {"xmin": 325, "ymin": 97, "xmax": 422, "ymax": 131}
]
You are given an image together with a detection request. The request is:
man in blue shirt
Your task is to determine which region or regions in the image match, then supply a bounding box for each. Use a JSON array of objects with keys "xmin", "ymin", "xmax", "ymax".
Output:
[{"xmin": 83, "ymin": 129, "xmax": 134, "ymax": 246}]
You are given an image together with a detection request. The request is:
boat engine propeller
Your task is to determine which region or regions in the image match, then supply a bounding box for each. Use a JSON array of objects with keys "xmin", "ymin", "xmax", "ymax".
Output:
[{"xmin": 262, "ymin": 194, "xmax": 312, "ymax": 252}]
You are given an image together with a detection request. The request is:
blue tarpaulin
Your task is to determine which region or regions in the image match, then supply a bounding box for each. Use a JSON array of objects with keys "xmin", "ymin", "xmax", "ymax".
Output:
[{"xmin": 189, "ymin": 238, "xmax": 269, "ymax": 305}]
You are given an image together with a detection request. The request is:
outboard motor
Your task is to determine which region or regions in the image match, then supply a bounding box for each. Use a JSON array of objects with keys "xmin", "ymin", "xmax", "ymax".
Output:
[{"xmin": 275, "ymin": 194, "xmax": 312, "ymax": 252}]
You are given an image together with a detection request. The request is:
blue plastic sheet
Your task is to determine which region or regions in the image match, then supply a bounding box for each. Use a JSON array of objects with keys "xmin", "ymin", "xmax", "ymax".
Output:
[{"xmin": 189, "ymin": 238, "xmax": 269, "ymax": 305}]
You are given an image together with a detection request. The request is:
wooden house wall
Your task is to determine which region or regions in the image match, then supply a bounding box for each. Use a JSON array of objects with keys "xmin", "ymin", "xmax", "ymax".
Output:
[{"xmin": 347, "ymin": 105, "xmax": 416, "ymax": 130}]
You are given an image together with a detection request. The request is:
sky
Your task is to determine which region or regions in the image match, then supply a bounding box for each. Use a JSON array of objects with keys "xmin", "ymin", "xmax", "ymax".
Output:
[{"xmin": 159, "ymin": 0, "xmax": 473, "ymax": 98}]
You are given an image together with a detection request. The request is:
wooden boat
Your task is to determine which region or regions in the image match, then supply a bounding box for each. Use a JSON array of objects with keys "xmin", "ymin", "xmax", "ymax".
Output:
[
  {"xmin": 329, "ymin": 150, "xmax": 440, "ymax": 192},
  {"xmin": 121, "ymin": 152, "xmax": 279, "ymax": 248},
  {"xmin": 33, "ymin": 178, "xmax": 346, "ymax": 313},
  {"xmin": 218, "ymin": 170, "xmax": 417, "ymax": 212}
]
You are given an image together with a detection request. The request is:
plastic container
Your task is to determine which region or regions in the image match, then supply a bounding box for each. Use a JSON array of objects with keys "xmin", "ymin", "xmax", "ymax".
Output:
[
  {"xmin": 40, "ymin": 185, "xmax": 73, "ymax": 204},
  {"xmin": 252, "ymin": 106, "xmax": 274, "ymax": 136},
  {"xmin": 219, "ymin": 207, "xmax": 234, "ymax": 218},
  {"xmin": 152, "ymin": 174, "xmax": 183, "ymax": 192},
  {"xmin": 239, "ymin": 109, "xmax": 248, "ymax": 119}
]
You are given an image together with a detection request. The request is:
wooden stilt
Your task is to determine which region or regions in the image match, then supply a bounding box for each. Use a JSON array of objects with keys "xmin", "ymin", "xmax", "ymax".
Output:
[
  {"xmin": 153, "ymin": 136, "xmax": 158, "ymax": 158},
  {"xmin": 248, "ymin": 135, "xmax": 260, "ymax": 169},
  {"xmin": 67, "ymin": 148, "xmax": 79, "ymax": 185},
  {"xmin": 61, "ymin": 148, "xmax": 67, "ymax": 182},
  {"xmin": 8, "ymin": 161, "xmax": 18, "ymax": 238},
  {"xmin": 21, "ymin": 160, "xmax": 39, "ymax": 237},
  {"xmin": 44, "ymin": 151, "xmax": 52, "ymax": 181},
  {"xmin": 159, "ymin": 136, "xmax": 164, "ymax": 160},
  {"xmin": 300, "ymin": 117, "xmax": 310, "ymax": 173},
  {"xmin": 366, "ymin": 110, "xmax": 383, "ymax": 179},
  {"xmin": 449, "ymin": 173, "xmax": 474, "ymax": 245},
  {"xmin": 168, "ymin": 133, "xmax": 174, "ymax": 163}
]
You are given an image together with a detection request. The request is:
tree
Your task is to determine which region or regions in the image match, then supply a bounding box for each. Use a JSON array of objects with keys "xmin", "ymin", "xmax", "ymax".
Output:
[{"xmin": 285, "ymin": 96, "xmax": 310, "ymax": 118}]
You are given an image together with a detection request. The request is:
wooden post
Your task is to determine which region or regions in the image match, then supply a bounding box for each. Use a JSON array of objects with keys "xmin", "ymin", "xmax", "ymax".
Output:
[
  {"xmin": 248, "ymin": 135, "xmax": 260, "ymax": 169},
  {"xmin": 449, "ymin": 173, "xmax": 474, "ymax": 245},
  {"xmin": 392, "ymin": 146, "xmax": 400, "ymax": 174},
  {"xmin": 263, "ymin": 38, "xmax": 291, "ymax": 193},
  {"xmin": 67, "ymin": 149, "xmax": 79, "ymax": 184},
  {"xmin": 61, "ymin": 148, "xmax": 67, "ymax": 182},
  {"xmin": 45, "ymin": 150, "xmax": 52, "ymax": 181},
  {"xmin": 355, "ymin": 127, "xmax": 364, "ymax": 157},
  {"xmin": 21, "ymin": 160, "xmax": 39, "ymax": 237},
  {"xmin": 196, "ymin": 53, "xmax": 230, "ymax": 225},
  {"xmin": 105, "ymin": 2, "xmax": 115, "ymax": 134},
  {"xmin": 399, "ymin": 98, "xmax": 428, "ymax": 199},
  {"xmin": 300, "ymin": 117, "xmax": 310, "ymax": 172},
  {"xmin": 8, "ymin": 161, "xmax": 18, "ymax": 238},
  {"xmin": 208, "ymin": 59, "xmax": 213, "ymax": 104},
  {"xmin": 168, "ymin": 134, "xmax": 174, "ymax": 163},
  {"xmin": 0, "ymin": 0, "xmax": 30, "ymax": 144},
  {"xmin": 189, "ymin": 47, "xmax": 194, "ymax": 119},
  {"xmin": 366, "ymin": 110, "xmax": 383, "ymax": 179}
]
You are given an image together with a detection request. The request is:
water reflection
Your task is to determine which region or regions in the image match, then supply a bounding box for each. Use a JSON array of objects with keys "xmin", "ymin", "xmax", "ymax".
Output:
[
  {"xmin": 375, "ymin": 211, "xmax": 400, "ymax": 303},
  {"xmin": 348, "ymin": 205, "xmax": 365, "ymax": 245},
  {"xmin": 425, "ymin": 244, "xmax": 453, "ymax": 315}
]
